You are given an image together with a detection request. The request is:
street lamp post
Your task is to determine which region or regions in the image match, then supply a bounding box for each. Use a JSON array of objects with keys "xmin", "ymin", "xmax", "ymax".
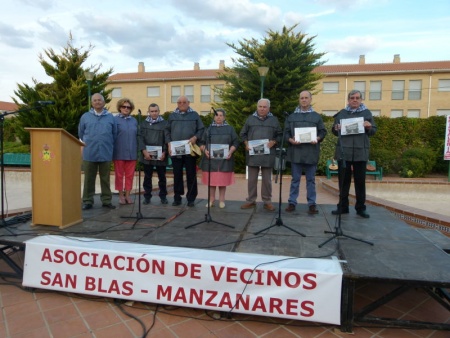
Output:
[
  {"xmin": 84, "ymin": 71, "xmax": 94, "ymax": 110},
  {"xmin": 257, "ymin": 66, "xmax": 269, "ymax": 99}
]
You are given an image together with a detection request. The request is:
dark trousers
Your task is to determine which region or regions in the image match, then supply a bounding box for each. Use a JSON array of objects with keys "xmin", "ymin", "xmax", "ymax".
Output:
[
  {"xmin": 337, "ymin": 160, "xmax": 367, "ymax": 212},
  {"xmin": 171, "ymin": 155, "xmax": 198, "ymax": 203},
  {"xmin": 143, "ymin": 164, "xmax": 167, "ymax": 200}
]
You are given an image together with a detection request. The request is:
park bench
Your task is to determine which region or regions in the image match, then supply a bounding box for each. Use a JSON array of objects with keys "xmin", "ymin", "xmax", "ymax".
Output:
[
  {"xmin": 1, "ymin": 153, "xmax": 31, "ymax": 166},
  {"xmin": 325, "ymin": 159, "xmax": 383, "ymax": 181}
]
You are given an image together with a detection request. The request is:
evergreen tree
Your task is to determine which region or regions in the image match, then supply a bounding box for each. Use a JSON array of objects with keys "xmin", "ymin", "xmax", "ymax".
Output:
[
  {"xmin": 217, "ymin": 24, "xmax": 325, "ymax": 172},
  {"xmin": 12, "ymin": 36, "xmax": 113, "ymax": 144}
]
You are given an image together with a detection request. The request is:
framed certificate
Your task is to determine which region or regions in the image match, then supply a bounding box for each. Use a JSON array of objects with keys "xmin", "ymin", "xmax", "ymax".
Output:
[
  {"xmin": 248, "ymin": 139, "xmax": 269, "ymax": 155},
  {"xmin": 210, "ymin": 144, "xmax": 229, "ymax": 159},
  {"xmin": 170, "ymin": 140, "xmax": 189, "ymax": 155},
  {"xmin": 145, "ymin": 146, "xmax": 162, "ymax": 160},
  {"xmin": 294, "ymin": 127, "xmax": 317, "ymax": 143},
  {"xmin": 340, "ymin": 117, "xmax": 364, "ymax": 135}
]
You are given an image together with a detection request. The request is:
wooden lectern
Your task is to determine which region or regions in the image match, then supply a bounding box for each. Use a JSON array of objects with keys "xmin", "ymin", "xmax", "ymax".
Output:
[{"xmin": 25, "ymin": 128, "xmax": 84, "ymax": 228}]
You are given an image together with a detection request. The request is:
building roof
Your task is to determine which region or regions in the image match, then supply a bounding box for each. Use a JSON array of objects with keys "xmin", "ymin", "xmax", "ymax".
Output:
[
  {"xmin": 0, "ymin": 101, "xmax": 18, "ymax": 112},
  {"xmin": 108, "ymin": 69, "xmax": 224, "ymax": 83},
  {"xmin": 315, "ymin": 60, "xmax": 450, "ymax": 75}
]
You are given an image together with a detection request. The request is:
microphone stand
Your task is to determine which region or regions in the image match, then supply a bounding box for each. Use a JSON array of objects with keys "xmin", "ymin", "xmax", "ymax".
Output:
[
  {"xmin": 121, "ymin": 109, "xmax": 164, "ymax": 229},
  {"xmin": 254, "ymin": 112, "xmax": 305, "ymax": 236},
  {"xmin": 185, "ymin": 109, "xmax": 234, "ymax": 229},
  {"xmin": 318, "ymin": 122, "xmax": 373, "ymax": 248}
]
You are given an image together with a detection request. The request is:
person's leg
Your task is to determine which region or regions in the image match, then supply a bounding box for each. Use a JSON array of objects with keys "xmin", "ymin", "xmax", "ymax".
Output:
[
  {"xmin": 210, "ymin": 186, "xmax": 217, "ymax": 202},
  {"xmin": 260, "ymin": 167, "xmax": 273, "ymax": 203},
  {"xmin": 246, "ymin": 166, "xmax": 259, "ymax": 203},
  {"xmin": 124, "ymin": 160, "xmax": 136, "ymax": 203},
  {"xmin": 98, "ymin": 161, "xmax": 113, "ymax": 205},
  {"xmin": 142, "ymin": 164, "xmax": 153, "ymax": 202},
  {"xmin": 305, "ymin": 164, "xmax": 317, "ymax": 206},
  {"xmin": 219, "ymin": 186, "xmax": 226, "ymax": 206},
  {"xmin": 337, "ymin": 160, "xmax": 352, "ymax": 211},
  {"xmin": 184, "ymin": 156, "xmax": 198, "ymax": 203},
  {"xmin": 156, "ymin": 165, "xmax": 167, "ymax": 202},
  {"xmin": 82, "ymin": 161, "xmax": 97, "ymax": 205},
  {"xmin": 113, "ymin": 160, "xmax": 124, "ymax": 193},
  {"xmin": 171, "ymin": 157, "xmax": 184, "ymax": 203},
  {"xmin": 288, "ymin": 163, "xmax": 301, "ymax": 206},
  {"xmin": 353, "ymin": 161, "xmax": 367, "ymax": 212}
]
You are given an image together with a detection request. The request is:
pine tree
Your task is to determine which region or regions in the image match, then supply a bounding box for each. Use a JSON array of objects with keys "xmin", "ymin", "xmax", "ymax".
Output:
[
  {"xmin": 12, "ymin": 36, "xmax": 113, "ymax": 144},
  {"xmin": 217, "ymin": 24, "xmax": 325, "ymax": 172}
]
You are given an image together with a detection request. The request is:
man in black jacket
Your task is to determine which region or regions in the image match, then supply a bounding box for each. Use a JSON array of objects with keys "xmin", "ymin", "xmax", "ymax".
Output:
[
  {"xmin": 331, "ymin": 89, "xmax": 377, "ymax": 218},
  {"xmin": 285, "ymin": 91, "xmax": 327, "ymax": 214}
]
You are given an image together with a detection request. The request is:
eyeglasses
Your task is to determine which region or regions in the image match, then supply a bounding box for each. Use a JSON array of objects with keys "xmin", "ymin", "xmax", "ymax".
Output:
[
  {"xmin": 121, "ymin": 105, "xmax": 132, "ymax": 109},
  {"xmin": 349, "ymin": 96, "xmax": 361, "ymax": 100}
]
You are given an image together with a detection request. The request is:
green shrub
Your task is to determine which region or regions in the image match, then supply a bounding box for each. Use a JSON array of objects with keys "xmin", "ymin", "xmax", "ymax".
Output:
[{"xmin": 399, "ymin": 147, "xmax": 436, "ymax": 177}]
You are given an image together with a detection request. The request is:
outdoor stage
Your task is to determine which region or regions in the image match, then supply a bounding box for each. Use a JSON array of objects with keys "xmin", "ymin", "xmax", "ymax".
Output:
[{"xmin": 0, "ymin": 198, "xmax": 449, "ymax": 332}]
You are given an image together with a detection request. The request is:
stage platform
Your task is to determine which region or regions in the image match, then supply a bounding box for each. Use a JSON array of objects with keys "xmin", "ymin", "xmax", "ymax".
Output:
[{"xmin": 1, "ymin": 197, "xmax": 449, "ymax": 332}]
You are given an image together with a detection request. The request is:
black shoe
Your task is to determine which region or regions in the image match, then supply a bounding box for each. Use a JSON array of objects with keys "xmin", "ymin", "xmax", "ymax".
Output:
[
  {"xmin": 161, "ymin": 198, "xmax": 168, "ymax": 204},
  {"xmin": 143, "ymin": 198, "xmax": 151, "ymax": 205},
  {"xmin": 187, "ymin": 201, "xmax": 195, "ymax": 207},
  {"xmin": 82, "ymin": 204, "xmax": 92, "ymax": 210},
  {"xmin": 102, "ymin": 203, "xmax": 116, "ymax": 209},
  {"xmin": 357, "ymin": 210, "xmax": 370, "ymax": 218},
  {"xmin": 332, "ymin": 208, "xmax": 349, "ymax": 215},
  {"xmin": 172, "ymin": 201, "xmax": 181, "ymax": 206},
  {"xmin": 308, "ymin": 205, "xmax": 319, "ymax": 214}
]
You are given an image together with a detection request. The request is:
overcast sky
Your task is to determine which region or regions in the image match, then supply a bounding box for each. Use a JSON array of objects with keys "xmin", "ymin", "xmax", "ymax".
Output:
[{"xmin": 1, "ymin": 0, "xmax": 449, "ymax": 102}]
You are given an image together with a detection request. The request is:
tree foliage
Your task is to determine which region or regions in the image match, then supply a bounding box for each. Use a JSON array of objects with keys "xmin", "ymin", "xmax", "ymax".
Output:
[
  {"xmin": 216, "ymin": 25, "xmax": 325, "ymax": 172},
  {"xmin": 12, "ymin": 36, "xmax": 113, "ymax": 144}
]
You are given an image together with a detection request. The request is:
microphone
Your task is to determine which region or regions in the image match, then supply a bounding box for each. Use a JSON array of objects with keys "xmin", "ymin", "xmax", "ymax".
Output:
[
  {"xmin": 284, "ymin": 111, "xmax": 290, "ymax": 117},
  {"xmin": 37, "ymin": 101, "xmax": 55, "ymax": 105},
  {"xmin": 212, "ymin": 107, "xmax": 218, "ymax": 116},
  {"xmin": 138, "ymin": 109, "xmax": 142, "ymax": 115}
]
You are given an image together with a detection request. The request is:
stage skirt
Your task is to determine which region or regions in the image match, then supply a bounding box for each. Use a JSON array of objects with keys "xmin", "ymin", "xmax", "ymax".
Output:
[{"xmin": 201, "ymin": 171, "xmax": 235, "ymax": 187}]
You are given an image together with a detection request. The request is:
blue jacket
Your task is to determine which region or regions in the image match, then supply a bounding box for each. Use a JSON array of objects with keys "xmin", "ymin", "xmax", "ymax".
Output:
[
  {"xmin": 113, "ymin": 114, "xmax": 138, "ymax": 160},
  {"xmin": 78, "ymin": 109, "xmax": 118, "ymax": 162}
]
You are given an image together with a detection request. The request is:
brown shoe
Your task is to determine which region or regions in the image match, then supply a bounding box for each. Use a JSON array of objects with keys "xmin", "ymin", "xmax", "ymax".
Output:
[
  {"xmin": 241, "ymin": 202, "xmax": 256, "ymax": 209},
  {"xmin": 285, "ymin": 204, "xmax": 295, "ymax": 212},
  {"xmin": 308, "ymin": 205, "xmax": 319, "ymax": 214},
  {"xmin": 264, "ymin": 203, "xmax": 275, "ymax": 211}
]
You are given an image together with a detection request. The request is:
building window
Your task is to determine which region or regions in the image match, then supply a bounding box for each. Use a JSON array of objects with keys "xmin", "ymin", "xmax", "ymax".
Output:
[
  {"xmin": 353, "ymin": 81, "xmax": 366, "ymax": 100},
  {"xmin": 171, "ymin": 86, "xmax": 181, "ymax": 103},
  {"xmin": 392, "ymin": 80, "xmax": 405, "ymax": 100},
  {"xmin": 112, "ymin": 88, "xmax": 122, "ymax": 98},
  {"xmin": 369, "ymin": 81, "xmax": 382, "ymax": 100},
  {"xmin": 322, "ymin": 110, "xmax": 338, "ymax": 117},
  {"xmin": 184, "ymin": 85, "xmax": 194, "ymax": 102},
  {"xmin": 200, "ymin": 111, "xmax": 210, "ymax": 116},
  {"xmin": 407, "ymin": 109, "xmax": 420, "ymax": 118},
  {"xmin": 201, "ymin": 85, "xmax": 211, "ymax": 103},
  {"xmin": 436, "ymin": 109, "xmax": 450, "ymax": 116},
  {"xmin": 371, "ymin": 110, "xmax": 381, "ymax": 117},
  {"xmin": 323, "ymin": 82, "xmax": 339, "ymax": 94},
  {"xmin": 438, "ymin": 79, "xmax": 450, "ymax": 92},
  {"xmin": 147, "ymin": 86, "xmax": 160, "ymax": 97},
  {"xmin": 390, "ymin": 110, "xmax": 403, "ymax": 118},
  {"xmin": 408, "ymin": 80, "xmax": 422, "ymax": 100},
  {"xmin": 214, "ymin": 84, "xmax": 224, "ymax": 102}
]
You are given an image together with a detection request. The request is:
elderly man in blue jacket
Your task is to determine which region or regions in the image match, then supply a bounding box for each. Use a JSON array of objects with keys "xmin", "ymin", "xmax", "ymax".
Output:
[{"xmin": 78, "ymin": 93, "xmax": 118, "ymax": 210}]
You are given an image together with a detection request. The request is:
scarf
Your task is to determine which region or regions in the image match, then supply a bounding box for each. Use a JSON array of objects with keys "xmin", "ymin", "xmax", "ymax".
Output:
[
  {"xmin": 211, "ymin": 120, "xmax": 229, "ymax": 127},
  {"xmin": 145, "ymin": 115, "xmax": 164, "ymax": 125},
  {"xmin": 345, "ymin": 103, "xmax": 367, "ymax": 113},
  {"xmin": 173, "ymin": 107, "xmax": 194, "ymax": 114},
  {"xmin": 252, "ymin": 111, "xmax": 274, "ymax": 121},
  {"xmin": 294, "ymin": 106, "xmax": 313, "ymax": 114},
  {"xmin": 90, "ymin": 107, "xmax": 109, "ymax": 116}
]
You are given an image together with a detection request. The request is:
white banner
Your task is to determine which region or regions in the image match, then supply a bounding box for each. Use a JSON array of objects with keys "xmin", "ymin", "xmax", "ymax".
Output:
[
  {"xmin": 23, "ymin": 235, "xmax": 343, "ymax": 324},
  {"xmin": 444, "ymin": 115, "xmax": 450, "ymax": 160}
]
